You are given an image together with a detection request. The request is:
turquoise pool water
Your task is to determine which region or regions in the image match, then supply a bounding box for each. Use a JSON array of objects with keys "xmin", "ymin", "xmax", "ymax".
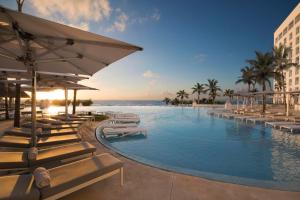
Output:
[{"xmin": 60, "ymin": 105, "xmax": 300, "ymax": 191}]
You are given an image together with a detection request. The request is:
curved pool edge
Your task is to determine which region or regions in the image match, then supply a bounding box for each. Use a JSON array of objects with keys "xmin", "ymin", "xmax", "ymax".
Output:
[{"xmin": 95, "ymin": 124, "xmax": 300, "ymax": 192}]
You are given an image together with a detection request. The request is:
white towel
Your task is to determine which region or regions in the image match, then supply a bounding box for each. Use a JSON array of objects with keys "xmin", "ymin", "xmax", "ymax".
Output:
[{"xmin": 33, "ymin": 167, "xmax": 51, "ymax": 188}]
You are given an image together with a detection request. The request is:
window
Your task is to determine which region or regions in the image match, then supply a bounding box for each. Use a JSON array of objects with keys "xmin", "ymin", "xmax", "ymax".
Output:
[
  {"xmin": 297, "ymin": 27, "xmax": 300, "ymax": 34},
  {"xmin": 289, "ymin": 69, "xmax": 292, "ymax": 77},
  {"xmin": 296, "ymin": 67, "xmax": 299, "ymax": 75},
  {"xmin": 283, "ymin": 27, "xmax": 288, "ymax": 35},
  {"xmin": 296, "ymin": 77, "xmax": 299, "ymax": 85},
  {"xmin": 284, "ymin": 38, "xmax": 287, "ymax": 44},
  {"xmin": 296, "ymin": 56, "xmax": 300, "ymax": 64},
  {"xmin": 295, "ymin": 13, "xmax": 300, "ymax": 24},
  {"xmin": 289, "ymin": 21, "xmax": 294, "ymax": 30},
  {"xmin": 297, "ymin": 47, "xmax": 299, "ymax": 54},
  {"xmin": 290, "ymin": 42, "xmax": 293, "ymax": 48},
  {"xmin": 296, "ymin": 87, "xmax": 299, "ymax": 91},
  {"xmin": 289, "ymin": 33, "xmax": 293, "ymax": 40},
  {"xmin": 279, "ymin": 32, "xmax": 283, "ymax": 39},
  {"xmin": 289, "ymin": 79, "xmax": 292, "ymax": 85},
  {"xmin": 297, "ymin": 37, "xmax": 300, "ymax": 44}
]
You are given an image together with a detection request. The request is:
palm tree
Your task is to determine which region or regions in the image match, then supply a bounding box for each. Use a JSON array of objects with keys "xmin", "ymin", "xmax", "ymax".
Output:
[
  {"xmin": 223, "ymin": 89, "xmax": 234, "ymax": 103},
  {"xmin": 273, "ymin": 44, "xmax": 297, "ymax": 112},
  {"xmin": 191, "ymin": 83, "xmax": 205, "ymax": 103},
  {"xmin": 176, "ymin": 90, "xmax": 189, "ymax": 104},
  {"xmin": 235, "ymin": 66, "xmax": 255, "ymax": 92},
  {"xmin": 162, "ymin": 97, "xmax": 171, "ymax": 105},
  {"xmin": 205, "ymin": 79, "xmax": 222, "ymax": 104},
  {"xmin": 247, "ymin": 51, "xmax": 276, "ymax": 114}
]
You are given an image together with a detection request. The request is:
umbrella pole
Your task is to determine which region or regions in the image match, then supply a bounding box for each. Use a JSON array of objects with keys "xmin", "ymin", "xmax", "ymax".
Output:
[
  {"xmin": 72, "ymin": 89, "xmax": 77, "ymax": 115},
  {"xmin": 65, "ymin": 87, "xmax": 68, "ymax": 119},
  {"xmin": 14, "ymin": 81, "xmax": 21, "ymax": 127},
  {"xmin": 31, "ymin": 68, "xmax": 37, "ymax": 147},
  {"xmin": 4, "ymin": 82, "xmax": 9, "ymax": 120}
]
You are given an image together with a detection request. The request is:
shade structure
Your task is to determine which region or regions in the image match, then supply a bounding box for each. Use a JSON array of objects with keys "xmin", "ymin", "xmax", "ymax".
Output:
[
  {"xmin": 0, "ymin": 84, "xmax": 29, "ymax": 98},
  {"xmin": 0, "ymin": 6, "xmax": 142, "ymax": 75},
  {"xmin": 0, "ymin": 6, "xmax": 142, "ymax": 146},
  {"xmin": 23, "ymin": 80, "xmax": 98, "ymax": 117}
]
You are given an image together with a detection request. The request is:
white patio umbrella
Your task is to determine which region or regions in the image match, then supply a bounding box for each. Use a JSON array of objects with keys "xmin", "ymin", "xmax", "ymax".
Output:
[{"xmin": 0, "ymin": 6, "xmax": 142, "ymax": 146}]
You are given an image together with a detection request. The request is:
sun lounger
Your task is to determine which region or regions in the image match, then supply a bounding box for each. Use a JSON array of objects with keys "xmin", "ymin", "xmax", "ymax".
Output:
[
  {"xmin": 111, "ymin": 118, "xmax": 140, "ymax": 123},
  {"xmin": 265, "ymin": 121, "xmax": 295, "ymax": 128},
  {"xmin": 37, "ymin": 118, "xmax": 83, "ymax": 125},
  {"xmin": 51, "ymin": 115, "xmax": 88, "ymax": 122},
  {"xmin": 103, "ymin": 127, "xmax": 147, "ymax": 137},
  {"xmin": 102, "ymin": 123, "xmax": 138, "ymax": 128},
  {"xmin": 0, "ymin": 153, "xmax": 123, "ymax": 200},
  {"xmin": 0, "ymin": 134, "xmax": 81, "ymax": 148},
  {"xmin": 0, "ymin": 142, "xmax": 96, "ymax": 171},
  {"xmin": 22, "ymin": 122, "xmax": 80, "ymax": 130},
  {"xmin": 0, "ymin": 174, "xmax": 40, "ymax": 200},
  {"xmin": 4, "ymin": 127, "xmax": 78, "ymax": 138},
  {"xmin": 279, "ymin": 124, "xmax": 300, "ymax": 133}
]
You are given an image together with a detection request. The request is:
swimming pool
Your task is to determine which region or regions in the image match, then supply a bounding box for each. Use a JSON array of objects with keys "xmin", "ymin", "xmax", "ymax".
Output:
[{"xmin": 95, "ymin": 106, "xmax": 300, "ymax": 191}]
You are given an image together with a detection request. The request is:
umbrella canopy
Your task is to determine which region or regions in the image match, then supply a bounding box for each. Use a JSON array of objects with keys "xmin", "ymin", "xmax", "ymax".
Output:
[
  {"xmin": 0, "ymin": 68, "xmax": 88, "ymax": 82},
  {"xmin": 0, "ymin": 6, "xmax": 142, "ymax": 75},
  {"xmin": 0, "ymin": 6, "xmax": 141, "ymax": 147},
  {"xmin": 22, "ymin": 81, "xmax": 97, "ymax": 91}
]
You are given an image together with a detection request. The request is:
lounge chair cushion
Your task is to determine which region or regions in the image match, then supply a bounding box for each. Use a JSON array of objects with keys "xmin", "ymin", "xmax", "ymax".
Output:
[
  {"xmin": 22, "ymin": 122, "xmax": 80, "ymax": 130},
  {"xmin": 0, "ymin": 134, "xmax": 81, "ymax": 148},
  {"xmin": 0, "ymin": 151, "xmax": 28, "ymax": 169},
  {"xmin": 5, "ymin": 127, "xmax": 78, "ymax": 138},
  {"xmin": 0, "ymin": 142, "xmax": 96, "ymax": 169},
  {"xmin": 30, "ymin": 142, "xmax": 96, "ymax": 166},
  {"xmin": 40, "ymin": 153, "xmax": 123, "ymax": 199},
  {"xmin": 0, "ymin": 174, "xmax": 40, "ymax": 200}
]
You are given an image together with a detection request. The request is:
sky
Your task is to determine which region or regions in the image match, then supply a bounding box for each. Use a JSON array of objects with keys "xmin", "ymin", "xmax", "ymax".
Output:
[{"xmin": 0, "ymin": 0, "xmax": 299, "ymax": 100}]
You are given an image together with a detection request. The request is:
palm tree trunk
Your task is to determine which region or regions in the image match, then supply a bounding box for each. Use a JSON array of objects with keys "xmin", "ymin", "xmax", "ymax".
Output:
[
  {"xmin": 281, "ymin": 71, "xmax": 287, "ymax": 113},
  {"xmin": 262, "ymin": 82, "xmax": 266, "ymax": 114},
  {"xmin": 197, "ymin": 93, "xmax": 200, "ymax": 104}
]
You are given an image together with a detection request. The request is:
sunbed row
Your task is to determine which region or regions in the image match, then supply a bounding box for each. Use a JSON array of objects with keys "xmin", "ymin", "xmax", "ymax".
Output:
[
  {"xmin": 0, "ymin": 113, "xmax": 125, "ymax": 199},
  {"xmin": 208, "ymin": 109, "xmax": 300, "ymax": 134}
]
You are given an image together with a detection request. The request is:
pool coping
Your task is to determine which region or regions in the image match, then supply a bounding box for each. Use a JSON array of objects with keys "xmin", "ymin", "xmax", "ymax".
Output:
[{"xmin": 95, "ymin": 121, "xmax": 300, "ymax": 192}]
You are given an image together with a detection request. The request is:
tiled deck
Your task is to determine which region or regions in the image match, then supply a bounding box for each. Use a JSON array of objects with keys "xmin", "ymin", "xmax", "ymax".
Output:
[{"xmin": 1, "ymin": 120, "xmax": 300, "ymax": 200}]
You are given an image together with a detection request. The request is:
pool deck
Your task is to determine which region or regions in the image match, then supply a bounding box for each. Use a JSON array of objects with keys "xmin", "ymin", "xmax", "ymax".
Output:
[{"xmin": 1, "ymin": 120, "xmax": 300, "ymax": 200}]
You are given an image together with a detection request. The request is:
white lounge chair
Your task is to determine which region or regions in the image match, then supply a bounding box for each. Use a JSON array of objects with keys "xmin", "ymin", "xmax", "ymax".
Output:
[
  {"xmin": 103, "ymin": 127, "xmax": 147, "ymax": 137},
  {"xmin": 111, "ymin": 118, "xmax": 140, "ymax": 123},
  {"xmin": 102, "ymin": 123, "xmax": 138, "ymax": 128}
]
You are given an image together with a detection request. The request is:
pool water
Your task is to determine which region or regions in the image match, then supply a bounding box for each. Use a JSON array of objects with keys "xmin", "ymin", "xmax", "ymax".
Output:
[{"xmin": 94, "ymin": 106, "xmax": 300, "ymax": 191}]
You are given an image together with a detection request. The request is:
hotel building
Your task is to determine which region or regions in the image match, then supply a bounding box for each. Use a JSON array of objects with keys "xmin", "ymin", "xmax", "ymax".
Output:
[{"xmin": 273, "ymin": 3, "xmax": 300, "ymax": 104}]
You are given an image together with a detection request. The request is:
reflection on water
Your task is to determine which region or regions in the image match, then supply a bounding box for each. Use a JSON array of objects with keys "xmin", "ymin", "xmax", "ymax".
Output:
[{"xmin": 271, "ymin": 130, "xmax": 300, "ymax": 183}]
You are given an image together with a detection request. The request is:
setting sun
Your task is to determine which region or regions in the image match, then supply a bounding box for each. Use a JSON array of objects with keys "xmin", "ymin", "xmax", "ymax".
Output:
[{"xmin": 36, "ymin": 89, "xmax": 66, "ymax": 100}]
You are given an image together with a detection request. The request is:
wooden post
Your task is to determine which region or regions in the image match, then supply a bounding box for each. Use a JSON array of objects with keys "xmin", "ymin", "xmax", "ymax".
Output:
[
  {"xmin": 72, "ymin": 89, "xmax": 77, "ymax": 115},
  {"xmin": 65, "ymin": 87, "xmax": 68, "ymax": 118},
  {"xmin": 31, "ymin": 68, "xmax": 37, "ymax": 147}
]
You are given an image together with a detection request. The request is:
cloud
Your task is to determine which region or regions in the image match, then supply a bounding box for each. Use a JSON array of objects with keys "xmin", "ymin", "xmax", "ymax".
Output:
[
  {"xmin": 106, "ymin": 9, "xmax": 128, "ymax": 32},
  {"xmin": 151, "ymin": 9, "xmax": 160, "ymax": 21},
  {"xmin": 29, "ymin": 0, "xmax": 111, "ymax": 22},
  {"xmin": 143, "ymin": 70, "xmax": 160, "ymax": 78},
  {"xmin": 194, "ymin": 53, "xmax": 207, "ymax": 62},
  {"xmin": 131, "ymin": 8, "xmax": 161, "ymax": 24},
  {"xmin": 28, "ymin": 0, "xmax": 111, "ymax": 31}
]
